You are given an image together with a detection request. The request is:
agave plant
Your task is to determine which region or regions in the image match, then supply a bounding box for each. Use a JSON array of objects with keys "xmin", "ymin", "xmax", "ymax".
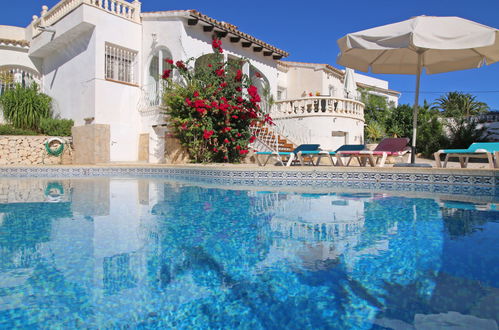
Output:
[{"xmin": 0, "ymin": 83, "xmax": 52, "ymax": 131}]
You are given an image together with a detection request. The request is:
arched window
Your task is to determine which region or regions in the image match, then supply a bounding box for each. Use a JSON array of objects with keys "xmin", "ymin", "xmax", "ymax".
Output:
[
  {"xmin": 194, "ymin": 54, "xmax": 218, "ymax": 72},
  {"xmin": 249, "ymin": 66, "xmax": 271, "ymax": 113},
  {"xmin": 145, "ymin": 47, "xmax": 172, "ymax": 106}
]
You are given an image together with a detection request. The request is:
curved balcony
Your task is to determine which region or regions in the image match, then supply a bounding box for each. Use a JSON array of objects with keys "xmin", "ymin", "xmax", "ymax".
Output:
[
  {"xmin": 272, "ymin": 96, "xmax": 365, "ymax": 121},
  {"xmin": 0, "ymin": 66, "xmax": 41, "ymax": 94}
]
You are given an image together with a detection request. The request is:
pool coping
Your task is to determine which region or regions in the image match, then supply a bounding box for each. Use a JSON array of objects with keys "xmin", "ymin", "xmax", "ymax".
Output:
[{"xmin": 0, "ymin": 163, "xmax": 499, "ymax": 196}]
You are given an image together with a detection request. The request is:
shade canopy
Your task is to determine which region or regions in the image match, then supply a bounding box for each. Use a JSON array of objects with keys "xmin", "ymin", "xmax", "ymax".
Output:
[{"xmin": 337, "ymin": 16, "xmax": 499, "ymax": 74}]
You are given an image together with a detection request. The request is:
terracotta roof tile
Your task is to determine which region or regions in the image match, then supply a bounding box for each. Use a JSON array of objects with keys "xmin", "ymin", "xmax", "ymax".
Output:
[
  {"xmin": 0, "ymin": 38, "xmax": 30, "ymax": 47},
  {"xmin": 142, "ymin": 9, "xmax": 288, "ymax": 57}
]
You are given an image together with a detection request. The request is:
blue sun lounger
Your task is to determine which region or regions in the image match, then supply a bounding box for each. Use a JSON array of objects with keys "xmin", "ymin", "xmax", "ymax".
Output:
[
  {"xmin": 256, "ymin": 144, "xmax": 321, "ymax": 166},
  {"xmin": 433, "ymin": 142, "xmax": 499, "ymax": 168},
  {"xmin": 307, "ymin": 144, "xmax": 366, "ymax": 166}
]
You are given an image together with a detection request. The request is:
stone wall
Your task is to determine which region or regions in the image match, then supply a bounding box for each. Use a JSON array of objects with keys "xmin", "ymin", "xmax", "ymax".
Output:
[{"xmin": 0, "ymin": 135, "xmax": 72, "ymax": 165}]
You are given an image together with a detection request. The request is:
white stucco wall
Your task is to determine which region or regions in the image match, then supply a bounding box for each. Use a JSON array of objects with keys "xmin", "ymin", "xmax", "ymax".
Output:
[
  {"xmin": 275, "ymin": 115, "xmax": 364, "ymax": 151},
  {"xmin": 30, "ymin": 4, "xmax": 142, "ymax": 162},
  {"xmin": 0, "ymin": 26, "xmax": 39, "ymax": 73},
  {"xmin": 0, "ymin": 25, "xmax": 26, "ymax": 40}
]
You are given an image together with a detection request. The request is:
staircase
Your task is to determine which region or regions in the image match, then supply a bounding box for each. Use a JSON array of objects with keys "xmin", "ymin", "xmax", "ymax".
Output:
[{"xmin": 249, "ymin": 122, "xmax": 295, "ymax": 153}]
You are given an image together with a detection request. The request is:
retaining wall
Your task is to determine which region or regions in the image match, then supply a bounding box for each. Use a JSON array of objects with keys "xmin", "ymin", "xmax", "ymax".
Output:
[{"xmin": 0, "ymin": 135, "xmax": 72, "ymax": 165}]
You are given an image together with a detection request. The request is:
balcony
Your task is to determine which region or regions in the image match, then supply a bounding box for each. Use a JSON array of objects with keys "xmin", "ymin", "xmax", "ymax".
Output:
[{"xmin": 272, "ymin": 96, "xmax": 364, "ymax": 121}]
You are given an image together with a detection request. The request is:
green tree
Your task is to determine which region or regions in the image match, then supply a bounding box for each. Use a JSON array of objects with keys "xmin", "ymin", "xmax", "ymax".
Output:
[
  {"xmin": 433, "ymin": 91, "xmax": 489, "ymax": 118},
  {"xmin": 445, "ymin": 118, "xmax": 486, "ymax": 149},
  {"xmin": 360, "ymin": 89, "xmax": 392, "ymax": 126},
  {"xmin": 386, "ymin": 101, "xmax": 447, "ymax": 157}
]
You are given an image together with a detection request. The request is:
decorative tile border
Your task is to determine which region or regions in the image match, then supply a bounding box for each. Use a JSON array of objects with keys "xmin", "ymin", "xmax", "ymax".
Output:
[{"xmin": 0, "ymin": 166, "xmax": 497, "ymax": 197}]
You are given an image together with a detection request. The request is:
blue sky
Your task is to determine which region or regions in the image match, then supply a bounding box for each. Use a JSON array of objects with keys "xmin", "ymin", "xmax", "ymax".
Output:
[{"xmin": 4, "ymin": 0, "xmax": 499, "ymax": 110}]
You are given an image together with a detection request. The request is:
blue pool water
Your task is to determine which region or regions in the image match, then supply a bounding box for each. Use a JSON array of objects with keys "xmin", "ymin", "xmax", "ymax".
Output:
[{"xmin": 0, "ymin": 177, "xmax": 498, "ymax": 329}]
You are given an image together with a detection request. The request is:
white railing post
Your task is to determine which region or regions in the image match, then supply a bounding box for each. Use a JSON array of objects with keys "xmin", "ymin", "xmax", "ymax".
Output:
[{"xmin": 40, "ymin": 5, "xmax": 48, "ymax": 27}]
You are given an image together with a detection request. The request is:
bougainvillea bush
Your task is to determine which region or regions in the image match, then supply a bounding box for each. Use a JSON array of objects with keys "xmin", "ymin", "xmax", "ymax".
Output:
[{"xmin": 162, "ymin": 39, "xmax": 272, "ymax": 163}]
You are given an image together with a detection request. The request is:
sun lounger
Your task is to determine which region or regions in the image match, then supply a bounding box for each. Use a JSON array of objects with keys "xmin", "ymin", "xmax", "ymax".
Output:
[
  {"xmin": 255, "ymin": 144, "xmax": 321, "ymax": 166},
  {"xmin": 433, "ymin": 142, "xmax": 499, "ymax": 168},
  {"xmin": 336, "ymin": 138, "xmax": 410, "ymax": 167},
  {"xmin": 308, "ymin": 144, "xmax": 366, "ymax": 166}
]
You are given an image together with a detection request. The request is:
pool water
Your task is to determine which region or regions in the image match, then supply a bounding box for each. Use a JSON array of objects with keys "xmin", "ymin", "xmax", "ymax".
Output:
[{"xmin": 0, "ymin": 177, "xmax": 497, "ymax": 329}]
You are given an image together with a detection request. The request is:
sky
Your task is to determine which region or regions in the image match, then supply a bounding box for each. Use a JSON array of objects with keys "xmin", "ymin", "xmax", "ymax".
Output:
[{"xmin": 3, "ymin": 0, "xmax": 499, "ymax": 110}]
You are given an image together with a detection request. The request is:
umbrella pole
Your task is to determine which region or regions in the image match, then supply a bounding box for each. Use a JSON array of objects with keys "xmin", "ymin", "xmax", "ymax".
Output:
[{"xmin": 411, "ymin": 54, "xmax": 422, "ymax": 163}]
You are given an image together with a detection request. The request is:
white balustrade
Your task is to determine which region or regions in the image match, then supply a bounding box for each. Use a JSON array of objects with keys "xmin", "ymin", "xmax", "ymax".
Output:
[
  {"xmin": 32, "ymin": 0, "xmax": 140, "ymax": 36},
  {"xmin": 273, "ymin": 96, "xmax": 365, "ymax": 121},
  {"xmin": 0, "ymin": 67, "xmax": 42, "ymax": 94}
]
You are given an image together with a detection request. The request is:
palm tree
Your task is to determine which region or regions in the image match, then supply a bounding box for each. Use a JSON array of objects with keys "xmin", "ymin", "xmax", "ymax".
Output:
[{"xmin": 432, "ymin": 91, "xmax": 489, "ymax": 118}]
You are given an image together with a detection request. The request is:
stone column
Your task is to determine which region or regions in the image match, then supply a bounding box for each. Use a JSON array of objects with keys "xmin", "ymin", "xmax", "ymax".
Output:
[{"xmin": 72, "ymin": 124, "xmax": 110, "ymax": 164}]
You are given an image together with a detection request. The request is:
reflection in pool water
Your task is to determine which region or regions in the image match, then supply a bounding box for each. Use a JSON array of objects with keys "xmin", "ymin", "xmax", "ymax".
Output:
[{"xmin": 0, "ymin": 178, "xmax": 497, "ymax": 328}]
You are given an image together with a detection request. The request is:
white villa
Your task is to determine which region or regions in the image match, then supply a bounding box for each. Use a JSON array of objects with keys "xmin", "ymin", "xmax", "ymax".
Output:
[{"xmin": 0, "ymin": 0, "xmax": 399, "ymax": 163}]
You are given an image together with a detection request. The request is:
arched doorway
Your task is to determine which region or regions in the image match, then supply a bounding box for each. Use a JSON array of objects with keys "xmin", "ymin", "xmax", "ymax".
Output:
[{"xmin": 249, "ymin": 66, "xmax": 271, "ymax": 113}]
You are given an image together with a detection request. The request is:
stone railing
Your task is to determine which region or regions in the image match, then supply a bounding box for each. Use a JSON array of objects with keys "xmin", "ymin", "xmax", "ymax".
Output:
[
  {"xmin": 273, "ymin": 96, "xmax": 364, "ymax": 121},
  {"xmin": 0, "ymin": 66, "xmax": 42, "ymax": 93},
  {"xmin": 32, "ymin": 0, "xmax": 141, "ymax": 37},
  {"xmin": 0, "ymin": 136, "xmax": 72, "ymax": 165}
]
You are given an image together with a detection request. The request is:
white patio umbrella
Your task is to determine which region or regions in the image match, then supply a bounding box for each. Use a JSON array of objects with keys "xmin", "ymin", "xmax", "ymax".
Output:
[
  {"xmin": 343, "ymin": 68, "xmax": 357, "ymax": 99},
  {"xmin": 337, "ymin": 15, "xmax": 499, "ymax": 163}
]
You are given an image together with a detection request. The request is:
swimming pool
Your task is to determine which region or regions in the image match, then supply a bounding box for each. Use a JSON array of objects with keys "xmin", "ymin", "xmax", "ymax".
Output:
[{"xmin": 0, "ymin": 176, "xmax": 497, "ymax": 328}]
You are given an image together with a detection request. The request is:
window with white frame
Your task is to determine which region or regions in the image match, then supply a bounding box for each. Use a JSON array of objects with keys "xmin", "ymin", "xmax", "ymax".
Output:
[{"xmin": 105, "ymin": 43, "xmax": 138, "ymax": 85}]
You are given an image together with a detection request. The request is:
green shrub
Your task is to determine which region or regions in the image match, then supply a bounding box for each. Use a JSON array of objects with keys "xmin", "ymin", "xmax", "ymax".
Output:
[
  {"xmin": 365, "ymin": 121, "xmax": 385, "ymax": 143},
  {"xmin": 163, "ymin": 39, "xmax": 270, "ymax": 163},
  {"xmin": 0, "ymin": 124, "xmax": 38, "ymax": 136},
  {"xmin": 0, "ymin": 83, "xmax": 52, "ymax": 130},
  {"xmin": 39, "ymin": 118, "xmax": 74, "ymax": 136}
]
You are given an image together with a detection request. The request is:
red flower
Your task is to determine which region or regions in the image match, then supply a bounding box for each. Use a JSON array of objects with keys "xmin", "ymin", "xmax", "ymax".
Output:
[
  {"xmin": 231, "ymin": 115, "xmax": 238, "ymax": 119},
  {"xmin": 203, "ymin": 130, "xmax": 214, "ymax": 139},
  {"xmin": 193, "ymin": 91, "xmax": 200, "ymax": 98},
  {"xmin": 236, "ymin": 145, "xmax": 241, "ymax": 150},
  {"xmin": 176, "ymin": 61, "xmax": 186, "ymax": 70},
  {"xmin": 208, "ymin": 64, "xmax": 213, "ymax": 68},
  {"xmin": 220, "ymin": 82, "xmax": 228, "ymax": 88},
  {"xmin": 236, "ymin": 87, "xmax": 242, "ymax": 92},
  {"xmin": 162, "ymin": 69, "xmax": 172, "ymax": 79},
  {"xmin": 185, "ymin": 98, "xmax": 192, "ymax": 106},
  {"xmin": 212, "ymin": 39, "xmax": 223, "ymax": 50},
  {"xmin": 223, "ymin": 156, "xmax": 228, "ymax": 160},
  {"xmin": 237, "ymin": 133, "xmax": 242, "ymax": 137},
  {"xmin": 223, "ymin": 138, "xmax": 229, "ymax": 143},
  {"xmin": 236, "ymin": 96, "xmax": 244, "ymax": 103},
  {"xmin": 213, "ymin": 147, "xmax": 218, "ymax": 152},
  {"xmin": 215, "ymin": 68, "xmax": 225, "ymax": 77},
  {"xmin": 247, "ymin": 85, "xmax": 258, "ymax": 97},
  {"xmin": 165, "ymin": 59, "xmax": 174, "ymax": 65},
  {"xmin": 235, "ymin": 69, "xmax": 243, "ymax": 82},
  {"xmin": 239, "ymin": 149, "xmax": 249, "ymax": 155},
  {"xmin": 249, "ymin": 136, "xmax": 256, "ymax": 143},
  {"xmin": 196, "ymin": 108, "xmax": 207, "ymax": 115},
  {"xmin": 181, "ymin": 123, "xmax": 188, "ymax": 130}
]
